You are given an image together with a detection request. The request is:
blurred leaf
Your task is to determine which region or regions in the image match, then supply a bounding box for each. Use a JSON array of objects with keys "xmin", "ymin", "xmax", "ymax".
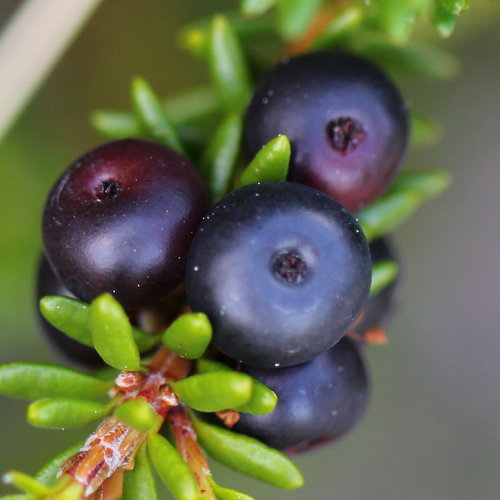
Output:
[
  {"xmin": 209, "ymin": 16, "xmax": 252, "ymax": 113},
  {"xmin": 389, "ymin": 168, "xmax": 452, "ymax": 198},
  {"xmin": 2, "ymin": 472, "xmax": 50, "ymax": 496},
  {"xmin": 410, "ymin": 113, "xmax": 443, "ymax": 147},
  {"xmin": 370, "ymin": 260, "xmax": 399, "ymax": 296},
  {"xmin": 172, "ymin": 372, "xmax": 253, "ymax": 412},
  {"xmin": 237, "ymin": 135, "xmax": 290, "ymax": 187},
  {"xmin": 131, "ymin": 77, "xmax": 185, "ymax": 154},
  {"xmin": 165, "ymin": 86, "xmax": 218, "ymax": 125},
  {"xmin": 89, "ymin": 294, "xmax": 141, "ymax": 371},
  {"xmin": 276, "ymin": 0, "xmax": 324, "ymax": 40},
  {"xmin": 115, "ymin": 398, "xmax": 158, "ymax": 432},
  {"xmin": 191, "ymin": 416, "xmax": 303, "ymax": 489},
  {"xmin": 208, "ymin": 477, "xmax": 255, "ymax": 500},
  {"xmin": 439, "ymin": 0, "xmax": 468, "ymax": 14},
  {"xmin": 200, "ymin": 113, "xmax": 242, "ymax": 203},
  {"xmin": 90, "ymin": 110, "xmax": 142, "ymax": 139},
  {"xmin": 148, "ymin": 433, "xmax": 201, "ymax": 500},
  {"xmin": 431, "ymin": 1, "xmax": 457, "ymax": 37},
  {"xmin": 0, "ymin": 495, "xmax": 30, "ymax": 500},
  {"xmin": 241, "ymin": 0, "xmax": 277, "ymax": 16},
  {"xmin": 36, "ymin": 441, "xmax": 84, "ymax": 486},
  {"xmin": 162, "ymin": 313, "xmax": 212, "ymax": 359},
  {"xmin": 196, "ymin": 359, "xmax": 277, "ymax": 415},
  {"xmin": 0, "ymin": 363, "xmax": 112, "ymax": 400},
  {"xmin": 123, "ymin": 445, "xmax": 158, "ymax": 500},
  {"xmin": 27, "ymin": 398, "xmax": 109, "ymax": 429},
  {"xmin": 312, "ymin": 6, "xmax": 363, "ymax": 49}
]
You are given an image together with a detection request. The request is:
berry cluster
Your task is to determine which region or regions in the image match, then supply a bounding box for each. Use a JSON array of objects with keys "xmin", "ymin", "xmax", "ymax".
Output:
[{"xmin": 37, "ymin": 50, "xmax": 406, "ymax": 462}]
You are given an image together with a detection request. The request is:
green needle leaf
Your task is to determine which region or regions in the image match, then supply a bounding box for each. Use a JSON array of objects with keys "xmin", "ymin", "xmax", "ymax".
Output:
[
  {"xmin": 36, "ymin": 441, "xmax": 84, "ymax": 486},
  {"xmin": 191, "ymin": 415, "xmax": 303, "ymax": 489},
  {"xmin": 90, "ymin": 110, "xmax": 142, "ymax": 139},
  {"xmin": 148, "ymin": 433, "xmax": 202, "ymax": 500},
  {"xmin": 410, "ymin": 113, "xmax": 443, "ymax": 147},
  {"xmin": 237, "ymin": 135, "xmax": 290, "ymax": 187},
  {"xmin": 209, "ymin": 16, "xmax": 252, "ymax": 114},
  {"xmin": 162, "ymin": 313, "xmax": 212, "ymax": 359},
  {"xmin": 370, "ymin": 260, "xmax": 399, "ymax": 297},
  {"xmin": 439, "ymin": 0, "xmax": 468, "ymax": 14},
  {"xmin": 2, "ymin": 472, "xmax": 51, "ymax": 496},
  {"xmin": 0, "ymin": 363, "xmax": 112, "ymax": 400},
  {"xmin": 200, "ymin": 113, "xmax": 242, "ymax": 203},
  {"xmin": 115, "ymin": 398, "xmax": 158, "ymax": 432},
  {"xmin": 241, "ymin": 0, "xmax": 277, "ymax": 16},
  {"xmin": 89, "ymin": 293, "xmax": 141, "ymax": 371},
  {"xmin": 389, "ymin": 168, "xmax": 452, "ymax": 198},
  {"xmin": 131, "ymin": 77, "xmax": 185, "ymax": 154},
  {"xmin": 208, "ymin": 477, "xmax": 255, "ymax": 500},
  {"xmin": 311, "ymin": 6, "xmax": 363, "ymax": 49},
  {"xmin": 196, "ymin": 359, "xmax": 277, "ymax": 415},
  {"xmin": 276, "ymin": 0, "xmax": 323, "ymax": 40},
  {"xmin": 27, "ymin": 399, "xmax": 109, "ymax": 429},
  {"xmin": 431, "ymin": 1, "xmax": 457, "ymax": 38},
  {"xmin": 164, "ymin": 86, "xmax": 218, "ymax": 125},
  {"xmin": 172, "ymin": 372, "xmax": 253, "ymax": 412},
  {"xmin": 0, "ymin": 495, "xmax": 30, "ymax": 500},
  {"xmin": 123, "ymin": 445, "xmax": 158, "ymax": 500}
]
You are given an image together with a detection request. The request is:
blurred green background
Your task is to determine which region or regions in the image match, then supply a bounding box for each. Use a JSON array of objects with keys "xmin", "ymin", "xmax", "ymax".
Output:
[{"xmin": 0, "ymin": 1, "xmax": 499, "ymax": 499}]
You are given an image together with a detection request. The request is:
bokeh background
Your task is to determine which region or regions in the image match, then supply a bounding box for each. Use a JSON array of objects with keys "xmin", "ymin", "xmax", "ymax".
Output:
[{"xmin": 0, "ymin": 1, "xmax": 499, "ymax": 499}]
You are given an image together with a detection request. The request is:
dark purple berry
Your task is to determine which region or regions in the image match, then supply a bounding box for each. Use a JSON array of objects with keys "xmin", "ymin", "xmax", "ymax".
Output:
[
  {"xmin": 36, "ymin": 255, "xmax": 102, "ymax": 369},
  {"xmin": 186, "ymin": 181, "xmax": 371, "ymax": 368},
  {"xmin": 243, "ymin": 51, "xmax": 409, "ymax": 212},
  {"xmin": 231, "ymin": 337, "xmax": 370, "ymax": 452},
  {"xmin": 42, "ymin": 139, "xmax": 208, "ymax": 309}
]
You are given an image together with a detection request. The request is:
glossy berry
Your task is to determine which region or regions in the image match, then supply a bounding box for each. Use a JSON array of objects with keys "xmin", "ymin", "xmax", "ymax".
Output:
[
  {"xmin": 186, "ymin": 181, "xmax": 371, "ymax": 368},
  {"xmin": 36, "ymin": 255, "xmax": 102, "ymax": 369},
  {"xmin": 231, "ymin": 337, "xmax": 370, "ymax": 452},
  {"xmin": 243, "ymin": 51, "xmax": 408, "ymax": 212},
  {"xmin": 353, "ymin": 238, "xmax": 400, "ymax": 340},
  {"xmin": 43, "ymin": 139, "xmax": 208, "ymax": 309}
]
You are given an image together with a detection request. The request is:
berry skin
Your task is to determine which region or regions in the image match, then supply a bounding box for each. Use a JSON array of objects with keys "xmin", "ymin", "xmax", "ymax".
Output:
[
  {"xmin": 43, "ymin": 139, "xmax": 208, "ymax": 309},
  {"xmin": 186, "ymin": 181, "xmax": 371, "ymax": 368},
  {"xmin": 36, "ymin": 255, "xmax": 102, "ymax": 368},
  {"xmin": 231, "ymin": 337, "xmax": 370, "ymax": 452},
  {"xmin": 243, "ymin": 51, "xmax": 409, "ymax": 212}
]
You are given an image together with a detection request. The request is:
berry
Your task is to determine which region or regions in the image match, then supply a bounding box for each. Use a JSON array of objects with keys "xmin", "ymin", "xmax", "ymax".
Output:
[
  {"xmin": 42, "ymin": 139, "xmax": 208, "ymax": 309},
  {"xmin": 36, "ymin": 255, "xmax": 102, "ymax": 368},
  {"xmin": 243, "ymin": 51, "xmax": 409, "ymax": 212},
  {"xmin": 186, "ymin": 181, "xmax": 371, "ymax": 368},
  {"xmin": 231, "ymin": 337, "xmax": 370, "ymax": 452}
]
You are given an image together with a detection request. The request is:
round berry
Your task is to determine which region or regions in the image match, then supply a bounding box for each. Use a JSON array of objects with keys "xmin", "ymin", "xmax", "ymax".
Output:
[
  {"xmin": 43, "ymin": 139, "xmax": 208, "ymax": 309},
  {"xmin": 186, "ymin": 181, "xmax": 371, "ymax": 368},
  {"xmin": 36, "ymin": 255, "xmax": 102, "ymax": 368},
  {"xmin": 232, "ymin": 337, "xmax": 370, "ymax": 452},
  {"xmin": 243, "ymin": 51, "xmax": 409, "ymax": 212}
]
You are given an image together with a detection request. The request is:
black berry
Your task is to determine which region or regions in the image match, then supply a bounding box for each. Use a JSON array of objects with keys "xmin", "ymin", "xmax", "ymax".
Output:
[
  {"xmin": 243, "ymin": 50, "xmax": 409, "ymax": 212},
  {"xmin": 42, "ymin": 139, "xmax": 208, "ymax": 309},
  {"xmin": 186, "ymin": 181, "xmax": 371, "ymax": 368}
]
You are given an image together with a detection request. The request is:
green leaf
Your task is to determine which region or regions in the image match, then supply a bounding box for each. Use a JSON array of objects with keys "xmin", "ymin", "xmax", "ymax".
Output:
[
  {"xmin": 90, "ymin": 110, "xmax": 142, "ymax": 139},
  {"xmin": 2, "ymin": 472, "xmax": 50, "ymax": 496},
  {"xmin": 162, "ymin": 313, "xmax": 212, "ymax": 359},
  {"xmin": 376, "ymin": 0, "xmax": 425, "ymax": 45},
  {"xmin": 241, "ymin": 0, "xmax": 277, "ymax": 16},
  {"xmin": 208, "ymin": 477, "xmax": 255, "ymax": 500},
  {"xmin": 172, "ymin": 372, "xmax": 252, "ymax": 412},
  {"xmin": 0, "ymin": 495, "xmax": 31, "ymax": 500},
  {"xmin": 165, "ymin": 86, "xmax": 218, "ymax": 125},
  {"xmin": 276, "ymin": 0, "xmax": 324, "ymax": 40},
  {"xmin": 431, "ymin": 1, "xmax": 457, "ymax": 38},
  {"xmin": 370, "ymin": 260, "xmax": 399, "ymax": 297},
  {"xmin": 40, "ymin": 296, "xmax": 159, "ymax": 353},
  {"xmin": 196, "ymin": 359, "xmax": 277, "ymax": 415},
  {"xmin": 200, "ymin": 113, "xmax": 242, "ymax": 203},
  {"xmin": 191, "ymin": 416, "xmax": 303, "ymax": 489},
  {"xmin": 439, "ymin": 0, "xmax": 468, "ymax": 14},
  {"xmin": 115, "ymin": 398, "xmax": 158, "ymax": 432},
  {"xmin": 36, "ymin": 441, "xmax": 84, "ymax": 486},
  {"xmin": 389, "ymin": 168, "xmax": 452, "ymax": 198},
  {"xmin": 89, "ymin": 293, "xmax": 141, "ymax": 371},
  {"xmin": 410, "ymin": 113, "xmax": 443, "ymax": 147},
  {"xmin": 148, "ymin": 433, "xmax": 202, "ymax": 500},
  {"xmin": 27, "ymin": 398, "xmax": 109, "ymax": 429},
  {"xmin": 131, "ymin": 77, "xmax": 185, "ymax": 154},
  {"xmin": 209, "ymin": 16, "xmax": 252, "ymax": 113},
  {"xmin": 123, "ymin": 445, "xmax": 158, "ymax": 500},
  {"xmin": 237, "ymin": 135, "xmax": 290, "ymax": 187},
  {"xmin": 311, "ymin": 6, "xmax": 363, "ymax": 49},
  {"xmin": 0, "ymin": 363, "xmax": 112, "ymax": 400}
]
